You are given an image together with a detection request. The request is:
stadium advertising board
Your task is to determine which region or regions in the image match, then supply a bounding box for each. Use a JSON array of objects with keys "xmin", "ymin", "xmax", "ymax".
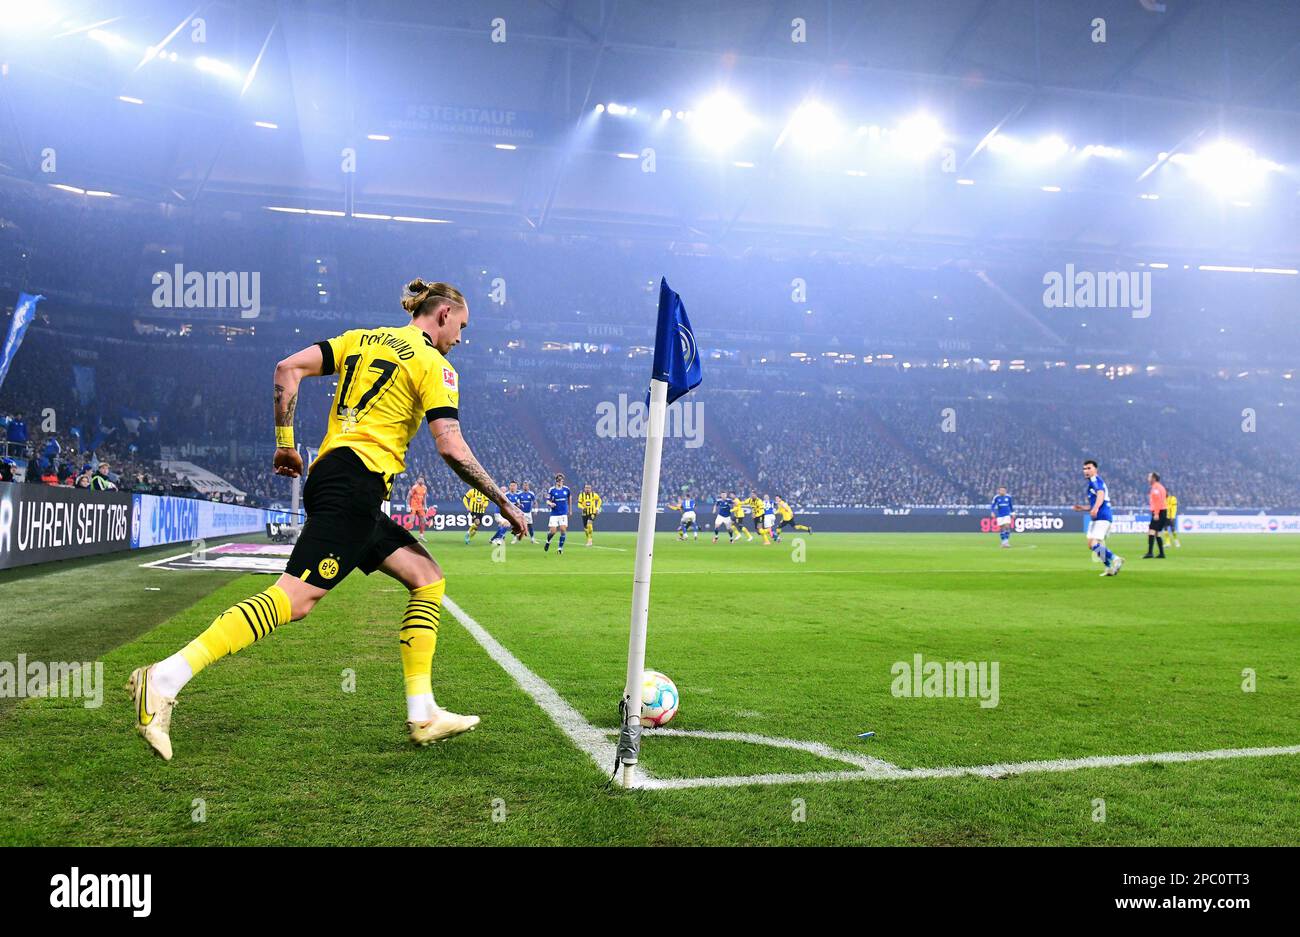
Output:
[
  {"xmin": 1104, "ymin": 512, "xmax": 1151, "ymax": 535},
  {"xmin": 0, "ymin": 483, "xmax": 132, "ymax": 570},
  {"xmin": 1177, "ymin": 514, "xmax": 1300, "ymax": 534},
  {"xmin": 130, "ymin": 495, "xmax": 283, "ymax": 548}
]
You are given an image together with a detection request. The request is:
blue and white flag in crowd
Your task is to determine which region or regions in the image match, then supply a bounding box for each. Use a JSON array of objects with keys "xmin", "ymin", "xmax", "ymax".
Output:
[{"xmin": 0, "ymin": 292, "xmax": 43, "ymax": 395}]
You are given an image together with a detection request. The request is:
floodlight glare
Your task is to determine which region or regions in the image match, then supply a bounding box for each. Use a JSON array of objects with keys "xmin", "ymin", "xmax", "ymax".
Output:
[
  {"xmin": 87, "ymin": 29, "xmax": 128, "ymax": 50},
  {"xmin": 1082, "ymin": 144, "xmax": 1124, "ymax": 159},
  {"xmin": 2, "ymin": 1, "xmax": 60, "ymax": 35},
  {"xmin": 1174, "ymin": 140, "xmax": 1281, "ymax": 196},
  {"xmin": 890, "ymin": 114, "xmax": 945, "ymax": 159},
  {"xmin": 1024, "ymin": 135, "xmax": 1070, "ymax": 162},
  {"xmin": 691, "ymin": 92, "xmax": 756, "ymax": 150},
  {"xmin": 986, "ymin": 133, "xmax": 1019, "ymax": 154},
  {"xmin": 195, "ymin": 56, "xmax": 240, "ymax": 80},
  {"xmin": 784, "ymin": 101, "xmax": 841, "ymax": 152}
]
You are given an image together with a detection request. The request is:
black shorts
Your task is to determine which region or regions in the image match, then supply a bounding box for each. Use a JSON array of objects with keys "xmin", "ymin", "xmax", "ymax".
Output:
[
  {"xmin": 583, "ymin": 513, "xmax": 596, "ymax": 527},
  {"xmin": 286, "ymin": 448, "xmax": 418, "ymax": 590},
  {"xmin": 1150, "ymin": 510, "xmax": 1168, "ymax": 532}
]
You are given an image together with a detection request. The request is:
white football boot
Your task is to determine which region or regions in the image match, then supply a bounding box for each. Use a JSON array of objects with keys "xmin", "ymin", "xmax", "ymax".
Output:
[
  {"xmin": 408, "ymin": 708, "xmax": 480, "ymax": 746},
  {"xmin": 128, "ymin": 665, "xmax": 177, "ymax": 761}
]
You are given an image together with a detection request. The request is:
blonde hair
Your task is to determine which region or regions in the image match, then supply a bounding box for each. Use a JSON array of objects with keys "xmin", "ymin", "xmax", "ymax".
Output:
[{"xmin": 401, "ymin": 278, "xmax": 466, "ymax": 317}]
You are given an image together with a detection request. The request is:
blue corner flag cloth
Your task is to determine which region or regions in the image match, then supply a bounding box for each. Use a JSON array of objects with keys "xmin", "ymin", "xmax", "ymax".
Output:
[{"xmin": 649, "ymin": 278, "xmax": 701, "ymax": 406}]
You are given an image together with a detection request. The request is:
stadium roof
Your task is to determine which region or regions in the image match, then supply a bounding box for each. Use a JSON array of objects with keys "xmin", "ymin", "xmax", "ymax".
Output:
[{"xmin": 3, "ymin": 0, "xmax": 1300, "ymax": 261}]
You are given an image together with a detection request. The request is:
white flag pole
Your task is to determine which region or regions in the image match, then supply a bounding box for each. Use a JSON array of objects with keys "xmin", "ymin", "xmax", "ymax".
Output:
[{"xmin": 619, "ymin": 376, "xmax": 669, "ymax": 789}]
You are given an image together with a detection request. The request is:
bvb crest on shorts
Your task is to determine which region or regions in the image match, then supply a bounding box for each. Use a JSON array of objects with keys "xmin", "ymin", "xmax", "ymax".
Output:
[{"xmin": 318, "ymin": 556, "xmax": 340, "ymax": 580}]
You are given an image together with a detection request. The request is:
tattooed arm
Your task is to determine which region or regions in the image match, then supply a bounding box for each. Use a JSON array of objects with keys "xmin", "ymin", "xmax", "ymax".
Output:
[
  {"xmin": 271, "ymin": 344, "xmax": 325, "ymax": 478},
  {"xmin": 429, "ymin": 417, "xmax": 527, "ymax": 537}
]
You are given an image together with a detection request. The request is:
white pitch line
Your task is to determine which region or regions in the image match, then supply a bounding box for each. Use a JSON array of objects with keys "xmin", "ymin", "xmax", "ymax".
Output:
[
  {"xmin": 449, "ymin": 568, "xmax": 1091, "ymax": 577},
  {"xmin": 442, "ymin": 595, "xmax": 632, "ymax": 779},
  {"xmin": 635, "ymin": 744, "xmax": 1300, "ymax": 791},
  {"xmin": 442, "ymin": 596, "xmax": 1300, "ymax": 792},
  {"xmin": 628, "ymin": 727, "xmax": 896, "ymax": 772},
  {"xmin": 138, "ymin": 551, "xmax": 198, "ymax": 569},
  {"xmin": 901, "ymin": 744, "xmax": 1300, "ymax": 781}
]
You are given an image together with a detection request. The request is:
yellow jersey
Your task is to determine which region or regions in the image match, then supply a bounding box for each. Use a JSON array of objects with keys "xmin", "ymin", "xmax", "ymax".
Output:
[
  {"xmin": 463, "ymin": 488, "xmax": 490, "ymax": 513},
  {"xmin": 577, "ymin": 491, "xmax": 602, "ymax": 515},
  {"xmin": 746, "ymin": 496, "xmax": 764, "ymax": 517},
  {"xmin": 314, "ymin": 324, "xmax": 459, "ymax": 486},
  {"xmin": 730, "ymin": 500, "xmax": 746, "ymax": 519},
  {"xmin": 1166, "ymin": 494, "xmax": 1178, "ymax": 517},
  {"xmin": 777, "ymin": 499, "xmax": 793, "ymax": 521}
]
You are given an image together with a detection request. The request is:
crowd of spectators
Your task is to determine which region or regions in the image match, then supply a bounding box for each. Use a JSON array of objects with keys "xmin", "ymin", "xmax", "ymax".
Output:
[
  {"xmin": 4, "ymin": 180, "xmax": 1298, "ymax": 511},
  {"xmin": 5, "ymin": 325, "xmax": 1299, "ymax": 510}
]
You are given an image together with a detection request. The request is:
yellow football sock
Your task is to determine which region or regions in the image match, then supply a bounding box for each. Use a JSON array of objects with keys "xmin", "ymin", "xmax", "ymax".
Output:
[
  {"xmin": 400, "ymin": 579, "xmax": 445, "ymax": 697},
  {"xmin": 180, "ymin": 585, "xmax": 292, "ymax": 675}
]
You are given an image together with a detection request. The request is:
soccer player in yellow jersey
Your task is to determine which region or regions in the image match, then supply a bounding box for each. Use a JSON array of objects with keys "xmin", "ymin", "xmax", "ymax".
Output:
[
  {"xmin": 774, "ymin": 496, "xmax": 812, "ymax": 538},
  {"xmin": 730, "ymin": 495, "xmax": 752, "ymax": 541},
  {"xmin": 1166, "ymin": 491, "xmax": 1180, "ymax": 548},
  {"xmin": 130, "ymin": 279, "xmax": 526, "ymax": 760},
  {"xmin": 463, "ymin": 486, "xmax": 491, "ymax": 543},
  {"xmin": 746, "ymin": 493, "xmax": 765, "ymax": 538},
  {"xmin": 577, "ymin": 484, "xmax": 602, "ymax": 546}
]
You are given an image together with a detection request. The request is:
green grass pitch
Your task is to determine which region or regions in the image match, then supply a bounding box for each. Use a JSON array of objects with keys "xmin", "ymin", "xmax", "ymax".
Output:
[{"xmin": 1, "ymin": 531, "xmax": 1298, "ymax": 845}]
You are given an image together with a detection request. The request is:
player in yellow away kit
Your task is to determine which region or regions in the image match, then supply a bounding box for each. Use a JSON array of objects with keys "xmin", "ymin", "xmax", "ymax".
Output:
[
  {"xmin": 746, "ymin": 493, "xmax": 769, "ymax": 543},
  {"xmin": 730, "ymin": 495, "xmax": 753, "ymax": 542},
  {"xmin": 774, "ymin": 496, "xmax": 812, "ymax": 538},
  {"xmin": 1166, "ymin": 492, "xmax": 1181, "ymax": 548},
  {"xmin": 463, "ymin": 486, "xmax": 491, "ymax": 543},
  {"xmin": 577, "ymin": 484, "xmax": 602, "ymax": 546},
  {"xmin": 130, "ymin": 279, "xmax": 527, "ymax": 760}
]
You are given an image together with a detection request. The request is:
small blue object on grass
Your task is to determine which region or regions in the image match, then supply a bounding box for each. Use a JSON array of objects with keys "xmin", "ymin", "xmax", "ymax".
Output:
[{"xmin": 857, "ymin": 731, "xmax": 875, "ymax": 739}]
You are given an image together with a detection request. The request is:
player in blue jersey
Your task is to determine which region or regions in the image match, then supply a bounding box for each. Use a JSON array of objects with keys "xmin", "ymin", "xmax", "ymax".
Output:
[
  {"xmin": 544, "ymin": 472, "xmax": 571, "ymax": 554},
  {"xmin": 990, "ymin": 487, "xmax": 1015, "ymax": 548},
  {"xmin": 672, "ymin": 493, "xmax": 699, "ymax": 541},
  {"xmin": 759, "ymin": 494, "xmax": 777, "ymax": 545},
  {"xmin": 516, "ymin": 481, "xmax": 537, "ymax": 543},
  {"xmin": 1072, "ymin": 459, "xmax": 1124, "ymax": 577},
  {"xmin": 490, "ymin": 482, "xmax": 521, "ymax": 545},
  {"xmin": 712, "ymin": 492, "xmax": 737, "ymax": 543}
]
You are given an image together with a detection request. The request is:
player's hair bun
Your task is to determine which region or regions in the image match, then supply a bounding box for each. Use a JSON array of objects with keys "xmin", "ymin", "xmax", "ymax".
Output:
[{"xmin": 401, "ymin": 278, "xmax": 467, "ymax": 315}]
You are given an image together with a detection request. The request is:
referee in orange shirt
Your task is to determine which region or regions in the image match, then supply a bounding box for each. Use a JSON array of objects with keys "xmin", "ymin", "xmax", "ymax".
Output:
[{"xmin": 1144, "ymin": 472, "xmax": 1168, "ymax": 559}]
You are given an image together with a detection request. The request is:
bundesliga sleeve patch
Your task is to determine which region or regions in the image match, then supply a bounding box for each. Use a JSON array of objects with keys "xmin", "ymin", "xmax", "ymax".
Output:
[{"xmin": 442, "ymin": 367, "xmax": 458, "ymax": 390}]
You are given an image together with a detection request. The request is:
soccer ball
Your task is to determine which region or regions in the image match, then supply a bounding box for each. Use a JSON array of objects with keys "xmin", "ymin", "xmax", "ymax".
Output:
[{"xmin": 640, "ymin": 670, "xmax": 679, "ymax": 727}]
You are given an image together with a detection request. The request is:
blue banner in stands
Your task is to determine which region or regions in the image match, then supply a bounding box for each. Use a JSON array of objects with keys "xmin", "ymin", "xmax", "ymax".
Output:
[{"xmin": 0, "ymin": 292, "xmax": 43, "ymax": 395}]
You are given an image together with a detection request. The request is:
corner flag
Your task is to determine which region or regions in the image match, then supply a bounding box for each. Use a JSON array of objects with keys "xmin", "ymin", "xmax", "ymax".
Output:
[
  {"xmin": 650, "ymin": 278, "xmax": 701, "ymax": 405},
  {"xmin": 617, "ymin": 278, "xmax": 702, "ymax": 788}
]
